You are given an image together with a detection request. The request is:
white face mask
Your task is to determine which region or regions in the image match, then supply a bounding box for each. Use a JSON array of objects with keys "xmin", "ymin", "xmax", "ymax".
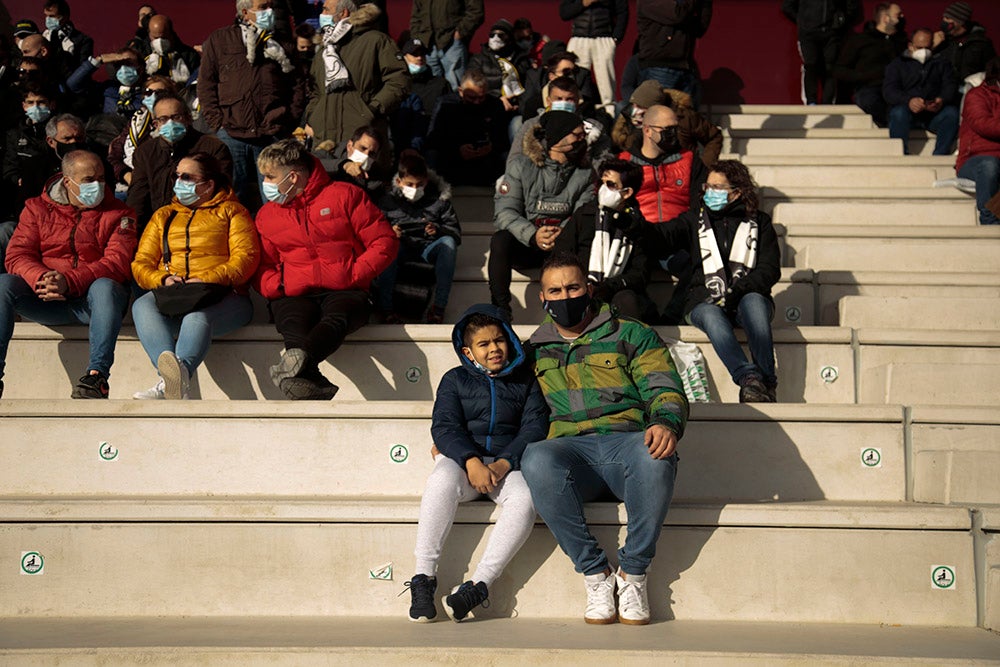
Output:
[
  {"xmin": 349, "ymin": 149, "xmax": 373, "ymax": 171},
  {"xmin": 400, "ymin": 184, "xmax": 424, "ymax": 202},
  {"xmin": 488, "ymin": 35, "xmax": 506, "ymax": 52},
  {"xmin": 911, "ymin": 47, "xmax": 932, "ymax": 64},
  {"xmin": 151, "ymin": 37, "xmax": 171, "ymax": 55},
  {"xmin": 598, "ymin": 183, "xmax": 624, "ymax": 210}
]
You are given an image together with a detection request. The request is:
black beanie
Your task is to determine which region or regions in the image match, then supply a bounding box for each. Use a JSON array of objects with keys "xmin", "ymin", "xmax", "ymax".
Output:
[
  {"xmin": 491, "ymin": 19, "xmax": 514, "ymax": 37},
  {"xmin": 943, "ymin": 2, "xmax": 973, "ymax": 24},
  {"xmin": 539, "ymin": 110, "xmax": 583, "ymax": 145}
]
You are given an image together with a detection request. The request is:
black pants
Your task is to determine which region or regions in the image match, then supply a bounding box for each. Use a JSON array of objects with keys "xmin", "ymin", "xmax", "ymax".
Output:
[
  {"xmin": 798, "ymin": 30, "xmax": 841, "ymax": 105},
  {"xmin": 269, "ymin": 290, "xmax": 370, "ymax": 369},
  {"xmin": 854, "ymin": 83, "xmax": 888, "ymax": 127},
  {"xmin": 488, "ymin": 229, "xmax": 550, "ymax": 315}
]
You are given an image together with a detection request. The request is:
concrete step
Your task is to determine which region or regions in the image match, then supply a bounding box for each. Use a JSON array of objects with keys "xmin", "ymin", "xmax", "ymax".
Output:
[
  {"xmin": 750, "ymin": 165, "xmax": 948, "ymax": 189},
  {"xmin": 3, "ymin": 619, "xmax": 999, "ymax": 666},
  {"xmin": 985, "ymin": 507, "xmax": 1000, "ymax": 632},
  {"xmin": 707, "ymin": 104, "xmax": 870, "ymax": 116},
  {"xmin": 728, "ymin": 137, "xmax": 903, "ymax": 157},
  {"xmin": 910, "ymin": 406, "xmax": 1000, "ymax": 506},
  {"xmin": 857, "ymin": 329, "xmax": 1000, "ymax": 406},
  {"xmin": 839, "ymin": 296, "xmax": 1000, "ymax": 331},
  {"xmin": 739, "ymin": 154, "xmax": 957, "ymax": 167},
  {"xmin": 2, "ymin": 324, "xmax": 857, "ymax": 403},
  {"xmin": 0, "ymin": 402, "xmax": 903, "ymax": 503},
  {"xmin": 773, "ymin": 201, "xmax": 978, "ymax": 227},
  {"xmin": 714, "ymin": 113, "xmax": 875, "ymax": 130},
  {"xmin": 787, "ymin": 237, "xmax": 999, "ymax": 272},
  {"xmin": 0, "ymin": 502, "xmax": 974, "ymax": 624}
]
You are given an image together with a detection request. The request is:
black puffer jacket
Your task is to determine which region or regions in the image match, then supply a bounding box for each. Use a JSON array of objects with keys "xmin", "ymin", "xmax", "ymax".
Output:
[
  {"xmin": 559, "ymin": 0, "xmax": 629, "ymax": 43},
  {"xmin": 934, "ymin": 24, "xmax": 997, "ymax": 82},
  {"xmin": 833, "ymin": 21, "xmax": 907, "ymax": 87},
  {"xmin": 636, "ymin": 0, "xmax": 713, "ymax": 70},
  {"xmin": 883, "ymin": 51, "xmax": 959, "ymax": 107},
  {"xmin": 432, "ymin": 304, "xmax": 550, "ymax": 470},
  {"xmin": 781, "ymin": 0, "xmax": 861, "ymax": 34},
  {"xmin": 467, "ymin": 44, "xmax": 532, "ymax": 99}
]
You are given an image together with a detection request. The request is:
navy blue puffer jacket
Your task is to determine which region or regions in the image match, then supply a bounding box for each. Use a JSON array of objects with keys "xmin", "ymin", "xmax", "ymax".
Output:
[{"xmin": 431, "ymin": 304, "xmax": 550, "ymax": 470}]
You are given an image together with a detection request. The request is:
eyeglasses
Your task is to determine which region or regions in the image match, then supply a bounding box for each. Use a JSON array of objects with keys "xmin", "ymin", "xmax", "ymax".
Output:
[
  {"xmin": 175, "ymin": 172, "xmax": 202, "ymax": 183},
  {"xmin": 143, "ymin": 88, "xmax": 164, "ymax": 96},
  {"xmin": 701, "ymin": 183, "xmax": 733, "ymax": 192},
  {"xmin": 489, "ymin": 31, "xmax": 507, "ymax": 38},
  {"xmin": 155, "ymin": 114, "xmax": 185, "ymax": 124}
]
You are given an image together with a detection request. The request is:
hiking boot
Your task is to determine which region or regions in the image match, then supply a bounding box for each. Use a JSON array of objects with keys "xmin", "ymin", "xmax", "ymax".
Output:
[
  {"xmin": 584, "ymin": 570, "xmax": 617, "ymax": 624},
  {"xmin": 71, "ymin": 371, "xmax": 110, "ymax": 399},
  {"xmin": 133, "ymin": 378, "xmax": 165, "ymax": 400},
  {"xmin": 406, "ymin": 574, "xmax": 437, "ymax": 622},
  {"xmin": 157, "ymin": 351, "xmax": 190, "ymax": 399},
  {"xmin": 444, "ymin": 580, "xmax": 489, "ymax": 622},
  {"xmin": 615, "ymin": 569, "xmax": 650, "ymax": 625},
  {"xmin": 269, "ymin": 348, "xmax": 307, "ymax": 388},
  {"xmin": 765, "ymin": 382, "xmax": 778, "ymax": 403},
  {"xmin": 424, "ymin": 305, "xmax": 446, "ymax": 324},
  {"xmin": 278, "ymin": 376, "xmax": 339, "ymax": 400},
  {"xmin": 738, "ymin": 374, "xmax": 772, "ymax": 403}
]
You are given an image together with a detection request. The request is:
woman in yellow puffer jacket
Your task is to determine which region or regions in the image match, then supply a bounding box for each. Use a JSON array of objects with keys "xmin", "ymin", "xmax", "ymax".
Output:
[{"xmin": 130, "ymin": 152, "xmax": 260, "ymax": 399}]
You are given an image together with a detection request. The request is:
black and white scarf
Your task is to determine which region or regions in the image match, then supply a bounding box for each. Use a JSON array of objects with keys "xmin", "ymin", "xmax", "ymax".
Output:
[
  {"xmin": 320, "ymin": 20, "xmax": 353, "ymax": 92},
  {"xmin": 696, "ymin": 207, "xmax": 758, "ymax": 307},
  {"xmin": 239, "ymin": 19, "xmax": 294, "ymax": 74},
  {"xmin": 587, "ymin": 208, "xmax": 632, "ymax": 284}
]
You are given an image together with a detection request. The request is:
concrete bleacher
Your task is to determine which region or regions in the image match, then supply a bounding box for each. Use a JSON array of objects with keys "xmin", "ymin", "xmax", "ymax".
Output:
[{"xmin": 2, "ymin": 104, "xmax": 999, "ymax": 664}]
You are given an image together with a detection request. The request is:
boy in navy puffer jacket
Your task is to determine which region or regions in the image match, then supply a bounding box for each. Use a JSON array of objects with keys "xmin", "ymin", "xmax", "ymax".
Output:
[{"xmin": 406, "ymin": 304, "xmax": 549, "ymax": 622}]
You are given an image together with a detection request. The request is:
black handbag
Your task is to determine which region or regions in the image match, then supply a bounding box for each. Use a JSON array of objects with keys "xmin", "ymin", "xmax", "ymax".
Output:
[{"xmin": 151, "ymin": 210, "xmax": 231, "ymax": 317}]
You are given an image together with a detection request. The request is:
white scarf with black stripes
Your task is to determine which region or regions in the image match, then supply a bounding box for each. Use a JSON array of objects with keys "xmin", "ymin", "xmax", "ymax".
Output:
[
  {"xmin": 587, "ymin": 208, "xmax": 632, "ymax": 284},
  {"xmin": 239, "ymin": 20, "xmax": 294, "ymax": 74},
  {"xmin": 320, "ymin": 20, "xmax": 353, "ymax": 92},
  {"xmin": 696, "ymin": 207, "xmax": 758, "ymax": 307}
]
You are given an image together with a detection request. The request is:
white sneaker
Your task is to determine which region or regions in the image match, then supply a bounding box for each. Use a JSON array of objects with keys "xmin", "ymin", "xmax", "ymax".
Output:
[
  {"xmin": 583, "ymin": 570, "xmax": 617, "ymax": 624},
  {"xmin": 157, "ymin": 351, "xmax": 190, "ymax": 399},
  {"xmin": 132, "ymin": 379, "xmax": 165, "ymax": 400},
  {"xmin": 615, "ymin": 569, "xmax": 650, "ymax": 625}
]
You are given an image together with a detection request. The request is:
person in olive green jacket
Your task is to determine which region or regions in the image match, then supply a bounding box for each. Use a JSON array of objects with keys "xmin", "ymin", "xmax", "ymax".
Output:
[
  {"xmin": 410, "ymin": 0, "xmax": 485, "ymax": 91},
  {"xmin": 305, "ymin": 1, "xmax": 409, "ymax": 164}
]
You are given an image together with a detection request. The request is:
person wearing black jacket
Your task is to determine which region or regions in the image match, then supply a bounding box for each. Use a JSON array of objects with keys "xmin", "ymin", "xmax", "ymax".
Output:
[
  {"xmin": 560, "ymin": 0, "xmax": 628, "ymax": 115},
  {"xmin": 933, "ymin": 2, "xmax": 996, "ymax": 84},
  {"xmin": 833, "ymin": 2, "xmax": 907, "ymax": 126},
  {"xmin": 636, "ymin": 159, "xmax": 781, "ymax": 403},
  {"xmin": 636, "ymin": 0, "xmax": 713, "ymax": 106},
  {"xmin": 782, "ymin": 0, "xmax": 862, "ymax": 104}
]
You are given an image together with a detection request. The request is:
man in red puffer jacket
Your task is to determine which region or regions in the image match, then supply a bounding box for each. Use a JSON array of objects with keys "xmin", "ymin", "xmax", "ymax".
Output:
[
  {"xmin": 956, "ymin": 58, "xmax": 1000, "ymax": 225},
  {"xmin": 1, "ymin": 150, "xmax": 137, "ymax": 399},
  {"xmin": 254, "ymin": 139, "xmax": 398, "ymax": 400}
]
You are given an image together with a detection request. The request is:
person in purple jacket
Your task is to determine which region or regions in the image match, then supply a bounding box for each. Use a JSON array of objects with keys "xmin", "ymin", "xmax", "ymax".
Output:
[{"xmin": 405, "ymin": 303, "xmax": 550, "ymax": 623}]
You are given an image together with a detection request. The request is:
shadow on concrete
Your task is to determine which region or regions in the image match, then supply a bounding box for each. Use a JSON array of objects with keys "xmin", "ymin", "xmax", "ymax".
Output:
[{"xmin": 702, "ymin": 68, "xmax": 746, "ymax": 106}]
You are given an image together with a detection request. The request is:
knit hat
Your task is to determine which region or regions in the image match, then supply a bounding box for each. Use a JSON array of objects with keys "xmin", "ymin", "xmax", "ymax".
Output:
[
  {"xmin": 541, "ymin": 40, "xmax": 567, "ymax": 64},
  {"xmin": 490, "ymin": 19, "xmax": 514, "ymax": 37},
  {"xmin": 539, "ymin": 110, "xmax": 583, "ymax": 145},
  {"xmin": 943, "ymin": 2, "xmax": 973, "ymax": 24},
  {"xmin": 630, "ymin": 80, "xmax": 667, "ymax": 109}
]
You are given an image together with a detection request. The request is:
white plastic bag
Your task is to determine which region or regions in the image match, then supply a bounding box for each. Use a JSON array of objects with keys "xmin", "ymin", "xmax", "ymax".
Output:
[{"xmin": 667, "ymin": 340, "xmax": 713, "ymax": 403}]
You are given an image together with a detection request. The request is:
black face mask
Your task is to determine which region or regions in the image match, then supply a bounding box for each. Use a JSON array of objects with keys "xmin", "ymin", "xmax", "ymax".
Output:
[
  {"xmin": 564, "ymin": 139, "xmax": 587, "ymax": 161},
  {"xmin": 54, "ymin": 140, "xmax": 81, "ymax": 160},
  {"xmin": 656, "ymin": 126, "xmax": 679, "ymax": 154},
  {"xmin": 896, "ymin": 16, "xmax": 907, "ymax": 32},
  {"xmin": 543, "ymin": 292, "xmax": 592, "ymax": 328},
  {"xmin": 940, "ymin": 20, "xmax": 954, "ymax": 34}
]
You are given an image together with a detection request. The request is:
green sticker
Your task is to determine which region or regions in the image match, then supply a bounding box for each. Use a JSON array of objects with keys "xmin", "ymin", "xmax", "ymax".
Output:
[
  {"xmin": 99, "ymin": 442, "xmax": 119, "ymax": 461},
  {"xmin": 405, "ymin": 367, "xmax": 422, "ymax": 383},
  {"xmin": 931, "ymin": 565, "xmax": 955, "ymax": 590},
  {"xmin": 390, "ymin": 445, "xmax": 409, "ymax": 463},
  {"xmin": 861, "ymin": 448, "xmax": 881, "ymax": 468},
  {"xmin": 21, "ymin": 551, "xmax": 43, "ymax": 575}
]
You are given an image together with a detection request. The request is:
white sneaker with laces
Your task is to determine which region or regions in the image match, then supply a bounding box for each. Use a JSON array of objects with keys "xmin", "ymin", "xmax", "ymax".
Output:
[
  {"xmin": 157, "ymin": 351, "xmax": 190, "ymax": 399},
  {"xmin": 583, "ymin": 570, "xmax": 617, "ymax": 624},
  {"xmin": 615, "ymin": 569, "xmax": 650, "ymax": 625},
  {"xmin": 132, "ymin": 378, "xmax": 165, "ymax": 400}
]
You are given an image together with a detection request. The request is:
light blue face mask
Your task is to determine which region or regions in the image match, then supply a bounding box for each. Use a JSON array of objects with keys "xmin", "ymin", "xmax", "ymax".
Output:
[
  {"xmin": 254, "ymin": 7, "xmax": 275, "ymax": 32},
  {"xmin": 69, "ymin": 178, "xmax": 105, "ymax": 208},
  {"xmin": 407, "ymin": 62, "xmax": 427, "ymax": 75},
  {"xmin": 142, "ymin": 93, "xmax": 157, "ymax": 113},
  {"xmin": 318, "ymin": 13, "xmax": 335, "ymax": 29},
  {"xmin": 550, "ymin": 100, "xmax": 577, "ymax": 113},
  {"xmin": 262, "ymin": 171, "xmax": 293, "ymax": 204},
  {"xmin": 158, "ymin": 120, "xmax": 187, "ymax": 143},
  {"xmin": 116, "ymin": 65, "xmax": 139, "ymax": 86},
  {"xmin": 45, "ymin": 16, "xmax": 61, "ymax": 32},
  {"xmin": 174, "ymin": 178, "xmax": 202, "ymax": 206},
  {"xmin": 703, "ymin": 188, "xmax": 730, "ymax": 211},
  {"xmin": 25, "ymin": 104, "xmax": 51, "ymax": 124}
]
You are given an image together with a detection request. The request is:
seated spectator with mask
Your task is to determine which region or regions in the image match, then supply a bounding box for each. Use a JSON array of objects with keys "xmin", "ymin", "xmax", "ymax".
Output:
[
  {"xmin": 467, "ymin": 19, "xmax": 531, "ymax": 121},
  {"xmin": 142, "ymin": 14, "xmax": 200, "ymax": 89},
  {"xmin": 391, "ymin": 35, "xmax": 451, "ymax": 156},
  {"xmin": 326, "ymin": 124, "xmax": 385, "ymax": 194},
  {"xmin": 0, "ymin": 150, "xmax": 137, "ymax": 399},
  {"xmin": 956, "ymin": 56, "xmax": 1000, "ymax": 225},
  {"xmin": 933, "ymin": 2, "xmax": 996, "ymax": 86},
  {"xmin": 521, "ymin": 48, "xmax": 602, "ymax": 124},
  {"xmin": 107, "ymin": 75, "xmax": 177, "ymax": 196},
  {"xmin": 2, "ymin": 81, "xmax": 59, "ymax": 224}
]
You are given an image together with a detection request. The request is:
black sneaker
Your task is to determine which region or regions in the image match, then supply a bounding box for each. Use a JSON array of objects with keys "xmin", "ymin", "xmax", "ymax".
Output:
[
  {"xmin": 765, "ymin": 382, "xmax": 778, "ymax": 403},
  {"xmin": 278, "ymin": 376, "xmax": 339, "ymax": 400},
  {"xmin": 406, "ymin": 574, "xmax": 437, "ymax": 622},
  {"xmin": 0, "ymin": 378, "xmax": 4, "ymax": 399},
  {"xmin": 445, "ymin": 580, "xmax": 489, "ymax": 622},
  {"xmin": 738, "ymin": 374, "xmax": 772, "ymax": 403},
  {"xmin": 71, "ymin": 372, "xmax": 110, "ymax": 399}
]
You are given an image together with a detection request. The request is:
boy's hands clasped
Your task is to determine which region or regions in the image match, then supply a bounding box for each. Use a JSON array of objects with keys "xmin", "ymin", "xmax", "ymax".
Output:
[{"xmin": 465, "ymin": 457, "xmax": 511, "ymax": 494}]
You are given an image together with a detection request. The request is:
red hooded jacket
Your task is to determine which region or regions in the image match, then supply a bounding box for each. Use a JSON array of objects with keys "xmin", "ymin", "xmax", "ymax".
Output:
[
  {"xmin": 957, "ymin": 82, "xmax": 1000, "ymax": 172},
  {"xmin": 253, "ymin": 158, "xmax": 398, "ymax": 299},
  {"xmin": 5, "ymin": 176, "xmax": 138, "ymax": 297}
]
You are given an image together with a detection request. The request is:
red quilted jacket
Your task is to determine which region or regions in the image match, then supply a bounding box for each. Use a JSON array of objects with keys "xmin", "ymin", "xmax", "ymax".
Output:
[{"xmin": 956, "ymin": 83, "xmax": 1000, "ymax": 173}]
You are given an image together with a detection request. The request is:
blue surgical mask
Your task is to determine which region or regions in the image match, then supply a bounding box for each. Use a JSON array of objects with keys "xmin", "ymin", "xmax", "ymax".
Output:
[
  {"xmin": 318, "ymin": 13, "xmax": 335, "ymax": 29},
  {"xmin": 174, "ymin": 178, "xmax": 202, "ymax": 206},
  {"xmin": 69, "ymin": 178, "xmax": 105, "ymax": 208},
  {"xmin": 142, "ymin": 93, "xmax": 157, "ymax": 112},
  {"xmin": 25, "ymin": 104, "xmax": 51, "ymax": 124},
  {"xmin": 254, "ymin": 7, "xmax": 275, "ymax": 32},
  {"xmin": 703, "ymin": 189, "xmax": 730, "ymax": 211},
  {"xmin": 45, "ymin": 16, "xmax": 61, "ymax": 31},
  {"xmin": 116, "ymin": 65, "xmax": 139, "ymax": 86},
  {"xmin": 407, "ymin": 62, "xmax": 427, "ymax": 75},
  {"xmin": 262, "ymin": 171, "xmax": 293, "ymax": 204},
  {"xmin": 158, "ymin": 120, "xmax": 187, "ymax": 143},
  {"xmin": 550, "ymin": 100, "xmax": 577, "ymax": 113}
]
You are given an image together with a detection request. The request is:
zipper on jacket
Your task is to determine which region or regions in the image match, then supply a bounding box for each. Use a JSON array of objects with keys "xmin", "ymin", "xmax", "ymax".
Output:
[
  {"xmin": 183, "ymin": 209, "xmax": 196, "ymax": 278},
  {"xmin": 68, "ymin": 210, "xmax": 80, "ymax": 268},
  {"xmin": 654, "ymin": 165, "xmax": 663, "ymax": 222},
  {"xmin": 486, "ymin": 375, "xmax": 496, "ymax": 453}
]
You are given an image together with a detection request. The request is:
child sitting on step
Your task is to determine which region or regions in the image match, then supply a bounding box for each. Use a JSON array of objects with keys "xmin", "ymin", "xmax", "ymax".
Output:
[
  {"xmin": 406, "ymin": 304, "xmax": 550, "ymax": 622},
  {"xmin": 374, "ymin": 150, "xmax": 462, "ymax": 324}
]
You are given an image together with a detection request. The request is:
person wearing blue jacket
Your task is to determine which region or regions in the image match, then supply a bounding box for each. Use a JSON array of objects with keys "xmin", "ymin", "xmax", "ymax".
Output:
[{"xmin": 407, "ymin": 304, "xmax": 550, "ymax": 623}]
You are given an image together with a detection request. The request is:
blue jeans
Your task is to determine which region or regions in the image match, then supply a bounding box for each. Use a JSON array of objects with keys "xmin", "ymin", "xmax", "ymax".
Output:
[
  {"xmin": 376, "ymin": 236, "xmax": 457, "ymax": 312},
  {"xmin": 216, "ymin": 128, "xmax": 270, "ymax": 214},
  {"xmin": 131, "ymin": 290, "xmax": 254, "ymax": 373},
  {"xmin": 639, "ymin": 66, "xmax": 698, "ymax": 106},
  {"xmin": 426, "ymin": 39, "xmax": 467, "ymax": 92},
  {"xmin": 0, "ymin": 220, "xmax": 16, "ymax": 273},
  {"xmin": 688, "ymin": 292, "xmax": 777, "ymax": 386},
  {"xmin": 887, "ymin": 104, "xmax": 959, "ymax": 155},
  {"xmin": 957, "ymin": 155, "xmax": 1000, "ymax": 225},
  {"xmin": 520, "ymin": 431, "xmax": 679, "ymax": 577},
  {"xmin": 0, "ymin": 275, "xmax": 128, "ymax": 380}
]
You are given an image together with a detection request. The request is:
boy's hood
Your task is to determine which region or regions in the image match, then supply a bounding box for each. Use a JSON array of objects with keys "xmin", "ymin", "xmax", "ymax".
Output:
[{"xmin": 451, "ymin": 304, "xmax": 525, "ymax": 378}]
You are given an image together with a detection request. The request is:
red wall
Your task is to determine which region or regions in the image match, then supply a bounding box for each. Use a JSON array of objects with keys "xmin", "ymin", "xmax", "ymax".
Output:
[{"xmin": 2, "ymin": 0, "xmax": 997, "ymax": 103}]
